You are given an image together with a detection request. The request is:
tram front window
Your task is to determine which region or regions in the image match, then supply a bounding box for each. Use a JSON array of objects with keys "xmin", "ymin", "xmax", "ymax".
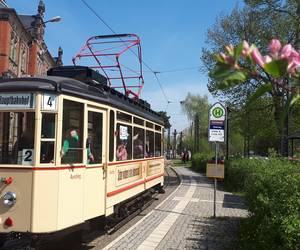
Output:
[
  {"xmin": 61, "ymin": 100, "xmax": 84, "ymax": 164},
  {"xmin": 0, "ymin": 112, "xmax": 35, "ymax": 165}
]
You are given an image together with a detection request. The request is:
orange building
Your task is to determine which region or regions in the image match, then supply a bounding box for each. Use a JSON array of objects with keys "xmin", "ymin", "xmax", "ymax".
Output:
[{"xmin": 0, "ymin": 0, "xmax": 62, "ymax": 78}]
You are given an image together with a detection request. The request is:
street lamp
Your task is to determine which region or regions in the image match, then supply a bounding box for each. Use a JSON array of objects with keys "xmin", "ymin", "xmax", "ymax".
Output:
[
  {"xmin": 25, "ymin": 16, "xmax": 62, "ymax": 30},
  {"xmin": 43, "ymin": 16, "xmax": 62, "ymax": 24}
]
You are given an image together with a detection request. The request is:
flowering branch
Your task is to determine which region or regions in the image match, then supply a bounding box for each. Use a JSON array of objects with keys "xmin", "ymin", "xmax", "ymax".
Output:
[{"xmin": 210, "ymin": 39, "xmax": 300, "ymax": 93}]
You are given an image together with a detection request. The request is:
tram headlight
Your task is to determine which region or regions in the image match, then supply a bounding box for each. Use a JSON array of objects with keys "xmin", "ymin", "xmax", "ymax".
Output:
[{"xmin": 2, "ymin": 192, "xmax": 16, "ymax": 207}]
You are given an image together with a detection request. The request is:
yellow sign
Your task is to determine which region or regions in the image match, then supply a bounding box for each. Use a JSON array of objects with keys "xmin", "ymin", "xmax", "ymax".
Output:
[{"xmin": 206, "ymin": 163, "xmax": 224, "ymax": 179}]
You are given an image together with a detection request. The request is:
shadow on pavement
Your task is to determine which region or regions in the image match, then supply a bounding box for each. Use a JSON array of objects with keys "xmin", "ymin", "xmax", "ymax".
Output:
[{"xmin": 185, "ymin": 216, "xmax": 242, "ymax": 250}]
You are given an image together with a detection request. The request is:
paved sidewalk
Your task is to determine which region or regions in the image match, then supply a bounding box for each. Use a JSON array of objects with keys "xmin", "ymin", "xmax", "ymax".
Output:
[{"xmin": 102, "ymin": 167, "xmax": 248, "ymax": 250}]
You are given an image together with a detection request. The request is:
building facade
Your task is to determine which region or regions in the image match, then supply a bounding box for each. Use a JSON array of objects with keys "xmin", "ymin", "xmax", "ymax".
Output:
[{"xmin": 0, "ymin": 0, "xmax": 62, "ymax": 78}]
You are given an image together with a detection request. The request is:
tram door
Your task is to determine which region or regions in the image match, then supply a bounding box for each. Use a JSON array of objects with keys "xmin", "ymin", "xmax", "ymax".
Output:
[{"xmin": 84, "ymin": 108, "xmax": 107, "ymax": 219}]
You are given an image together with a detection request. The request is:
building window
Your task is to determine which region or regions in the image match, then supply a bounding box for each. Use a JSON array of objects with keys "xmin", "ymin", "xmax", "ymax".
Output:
[
  {"xmin": 116, "ymin": 123, "xmax": 132, "ymax": 161},
  {"xmin": 145, "ymin": 130, "xmax": 154, "ymax": 158},
  {"xmin": 61, "ymin": 100, "xmax": 84, "ymax": 164},
  {"xmin": 21, "ymin": 46, "xmax": 28, "ymax": 73},
  {"xmin": 133, "ymin": 127, "xmax": 144, "ymax": 159},
  {"xmin": 9, "ymin": 32, "xmax": 18, "ymax": 63}
]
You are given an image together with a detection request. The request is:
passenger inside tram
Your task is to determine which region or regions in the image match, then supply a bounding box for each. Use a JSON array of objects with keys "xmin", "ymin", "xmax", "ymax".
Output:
[
  {"xmin": 116, "ymin": 141, "xmax": 128, "ymax": 161},
  {"xmin": 86, "ymin": 131, "xmax": 95, "ymax": 164},
  {"xmin": 61, "ymin": 128, "xmax": 81, "ymax": 164}
]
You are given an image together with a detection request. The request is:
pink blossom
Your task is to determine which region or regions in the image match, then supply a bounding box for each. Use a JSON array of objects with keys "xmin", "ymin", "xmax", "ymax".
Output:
[
  {"xmin": 241, "ymin": 41, "xmax": 250, "ymax": 57},
  {"xmin": 280, "ymin": 44, "xmax": 293, "ymax": 59},
  {"xmin": 287, "ymin": 52, "xmax": 300, "ymax": 74},
  {"xmin": 220, "ymin": 52, "xmax": 235, "ymax": 65},
  {"xmin": 263, "ymin": 55, "xmax": 272, "ymax": 64},
  {"xmin": 225, "ymin": 44, "xmax": 234, "ymax": 54},
  {"xmin": 269, "ymin": 39, "xmax": 281, "ymax": 55},
  {"xmin": 251, "ymin": 48, "xmax": 265, "ymax": 67}
]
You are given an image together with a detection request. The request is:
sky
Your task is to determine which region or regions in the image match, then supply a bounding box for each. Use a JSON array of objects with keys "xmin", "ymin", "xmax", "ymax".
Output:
[{"xmin": 7, "ymin": 0, "xmax": 241, "ymax": 132}]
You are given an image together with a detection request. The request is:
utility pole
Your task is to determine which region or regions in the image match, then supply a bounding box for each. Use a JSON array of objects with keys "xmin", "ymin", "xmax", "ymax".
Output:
[
  {"xmin": 226, "ymin": 107, "xmax": 230, "ymax": 160},
  {"xmin": 167, "ymin": 127, "xmax": 171, "ymax": 159},
  {"xmin": 194, "ymin": 114, "xmax": 200, "ymax": 152},
  {"xmin": 173, "ymin": 129, "xmax": 177, "ymax": 159},
  {"xmin": 179, "ymin": 131, "xmax": 183, "ymax": 153}
]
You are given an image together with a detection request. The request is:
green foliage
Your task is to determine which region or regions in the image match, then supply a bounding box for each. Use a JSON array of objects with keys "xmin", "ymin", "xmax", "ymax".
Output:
[
  {"xmin": 202, "ymin": 1, "xmax": 300, "ymax": 156},
  {"xmin": 264, "ymin": 59, "xmax": 288, "ymax": 78},
  {"xmin": 247, "ymin": 83, "xmax": 273, "ymax": 104},
  {"xmin": 209, "ymin": 63, "xmax": 247, "ymax": 89},
  {"xmin": 225, "ymin": 157, "xmax": 300, "ymax": 249},
  {"xmin": 157, "ymin": 111, "xmax": 171, "ymax": 129},
  {"xmin": 191, "ymin": 153, "xmax": 213, "ymax": 173}
]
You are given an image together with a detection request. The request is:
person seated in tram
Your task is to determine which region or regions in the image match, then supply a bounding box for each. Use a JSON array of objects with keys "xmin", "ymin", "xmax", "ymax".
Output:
[
  {"xmin": 86, "ymin": 131, "xmax": 95, "ymax": 164},
  {"xmin": 133, "ymin": 133, "xmax": 144, "ymax": 158},
  {"xmin": 116, "ymin": 141, "xmax": 128, "ymax": 161},
  {"xmin": 61, "ymin": 128, "xmax": 81, "ymax": 163}
]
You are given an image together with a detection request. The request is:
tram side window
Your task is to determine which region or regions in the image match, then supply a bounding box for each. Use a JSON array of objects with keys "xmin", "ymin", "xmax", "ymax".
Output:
[
  {"xmin": 0, "ymin": 112, "xmax": 35, "ymax": 165},
  {"xmin": 116, "ymin": 123, "xmax": 132, "ymax": 161},
  {"xmin": 87, "ymin": 111, "xmax": 103, "ymax": 164},
  {"xmin": 61, "ymin": 100, "xmax": 84, "ymax": 164},
  {"xmin": 133, "ymin": 127, "xmax": 144, "ymax": 159},
  {"xmin": 155, "ymin": 133, "xmax": 162, "ymax": 157},
  {"xmin": 145, "ymin": 130, "xmax": 154, "ymax": 158},
  {"xmin": 40, "ymin": 113, "xmax": 56, "ymax": 163},
  {"xmin": 109, "ymin": 110, "xmax": 115, "ymax": 162}
]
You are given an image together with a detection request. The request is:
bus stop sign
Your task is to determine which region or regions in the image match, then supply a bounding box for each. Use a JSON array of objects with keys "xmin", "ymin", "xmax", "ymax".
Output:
[{"xmin": 209, "ymin": 102, "xmax": 226, "ymax": 142}]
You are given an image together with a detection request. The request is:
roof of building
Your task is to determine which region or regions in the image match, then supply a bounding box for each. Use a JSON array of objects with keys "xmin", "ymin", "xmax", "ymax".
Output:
[
  {"xmin": 0, "ymin": 75, "xmax": 164, "ymax": 125},
  {"xmin": 18, "ymin": 14, "xmax": 35, "ymax": 30},
  {"xmin": 0, "ymin": 0, "xmax": 8, "ymax": 8}
]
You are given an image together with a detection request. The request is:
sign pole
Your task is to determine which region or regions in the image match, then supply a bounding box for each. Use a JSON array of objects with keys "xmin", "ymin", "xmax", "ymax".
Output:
[
  {"xmin": 214, "ymin": 142, "xmax": 218, "ymax": 218},
  {"xmin": 208, "ymin": 102, "xmax": 226, "ymax": 219}
]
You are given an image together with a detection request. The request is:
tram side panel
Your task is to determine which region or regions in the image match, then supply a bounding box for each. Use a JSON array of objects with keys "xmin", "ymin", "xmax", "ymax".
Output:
[
  {"xmin": 83, "ymin": 167, "xmax": 105, "ymax": 220},
  {"xmin": 106, "ymin": 161, "xmax": 146, "ymax": 215},
  {"xmin": 145, "ymin": 158, "xmax": 164, "ymax": 190},
  {"xmin": 31, "ymin": 170, "xmax": 59, "ymax": 233},
  {"xmin": 0, "ymin": 169, "xmax": 33, "ymax": 233}
]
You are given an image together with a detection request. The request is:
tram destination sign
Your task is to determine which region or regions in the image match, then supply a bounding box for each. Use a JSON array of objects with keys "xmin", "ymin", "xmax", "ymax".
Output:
[
  {"xmin": 209, "ymin": 102, "xmax": 226, "ymax": 142},
  {"xmin": 0, "ymin": 93, "xmax": 35, "ymax": 109}
]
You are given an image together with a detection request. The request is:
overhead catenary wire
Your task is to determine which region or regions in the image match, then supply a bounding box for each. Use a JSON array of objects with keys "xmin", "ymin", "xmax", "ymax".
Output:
[
  {"xmin": 79, "ymin": 0, "xmax": 170, "ymax": 104},
  {"xmin": 107, "ymin": 66, "xmax": 200, "ymax": 74}
]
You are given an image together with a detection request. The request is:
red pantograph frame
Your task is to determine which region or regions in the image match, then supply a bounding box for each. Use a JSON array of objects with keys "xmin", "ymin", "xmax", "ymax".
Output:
[{"xmin": 72, "ymin": 34, "xmax": 144, "ymax": 99}]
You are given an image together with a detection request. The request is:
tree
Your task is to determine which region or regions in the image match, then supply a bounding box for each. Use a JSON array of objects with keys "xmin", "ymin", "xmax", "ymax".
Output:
[
  {"xmin": 201, "ymin": 1, "xmax": 300, "ymax": 155},
  {"xmin": 180, "ymin": 93, "xmax": 210, "ymax": 153},
  {"xmin": 158, "ymin": 111, "xmax": 172, "ymax": 155}
]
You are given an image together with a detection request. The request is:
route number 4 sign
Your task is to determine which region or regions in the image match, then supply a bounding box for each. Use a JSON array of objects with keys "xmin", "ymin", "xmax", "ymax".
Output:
[{"xmin": 42, "ymin": 94, "xmax": 57, "ymax": 111}]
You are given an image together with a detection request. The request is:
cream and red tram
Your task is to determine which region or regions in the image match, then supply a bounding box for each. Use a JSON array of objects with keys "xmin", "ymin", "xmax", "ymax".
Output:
[{"xmin": 0, "ymin": 66, "xmax": 165, "ymax": 244}]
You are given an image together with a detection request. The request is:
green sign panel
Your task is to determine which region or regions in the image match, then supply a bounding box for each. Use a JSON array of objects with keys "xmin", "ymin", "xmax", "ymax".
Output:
[{"xmin": 212, "ymin": 107, "xmax": 224, "ymax": 118}]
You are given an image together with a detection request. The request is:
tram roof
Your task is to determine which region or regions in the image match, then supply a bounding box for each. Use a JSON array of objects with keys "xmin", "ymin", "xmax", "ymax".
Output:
[{"xmin": 0, "ymin": 76, "xmax": 164, "ymax": 125}]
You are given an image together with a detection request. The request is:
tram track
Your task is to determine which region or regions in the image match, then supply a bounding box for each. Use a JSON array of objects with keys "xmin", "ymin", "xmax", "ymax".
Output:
[{"xmin": 2, "ymin": 166, "xmax": 180, "ymax": 250}]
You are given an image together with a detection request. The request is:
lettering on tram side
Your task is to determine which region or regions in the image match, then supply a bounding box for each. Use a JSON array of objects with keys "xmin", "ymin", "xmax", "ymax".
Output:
[
  {"xmin": 70, "ymin": 174, "xmax": 82, "ymax": 180},
  {"xmin": 116, "ymin": 164, "xmax": 142, "ymax": 186},
  {"xmin": 118, "ymin": 167, "xmax": 140, "ymax": 180},
  {"xmin": 147, "ymin": 161, "xmax": 162, "ymax": 176},
  {"xmin": 0, "ymin": 93, "xmax": 35, "ymax": 109}
]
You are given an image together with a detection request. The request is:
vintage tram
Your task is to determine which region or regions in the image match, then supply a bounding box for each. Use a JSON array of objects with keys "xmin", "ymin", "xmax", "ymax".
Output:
[{"xmin": 0, "ymin": 66, "xmax": 165, "ymax": 246}]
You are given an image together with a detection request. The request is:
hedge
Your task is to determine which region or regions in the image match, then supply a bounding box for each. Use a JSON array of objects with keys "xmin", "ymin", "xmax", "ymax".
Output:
[
  {"xmin": 225, "ymin": 157, "xmax": 300, "ymax": 250},
  {"xmin": 191, "ymin": 153, "xmax": 213, "ymax": 173}
]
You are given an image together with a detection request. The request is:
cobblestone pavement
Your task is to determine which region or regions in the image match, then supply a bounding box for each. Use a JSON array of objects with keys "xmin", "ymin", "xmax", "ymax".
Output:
[{"xmin": 102, "ymin": 167, "xmax": 248, "ymax": 250}]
